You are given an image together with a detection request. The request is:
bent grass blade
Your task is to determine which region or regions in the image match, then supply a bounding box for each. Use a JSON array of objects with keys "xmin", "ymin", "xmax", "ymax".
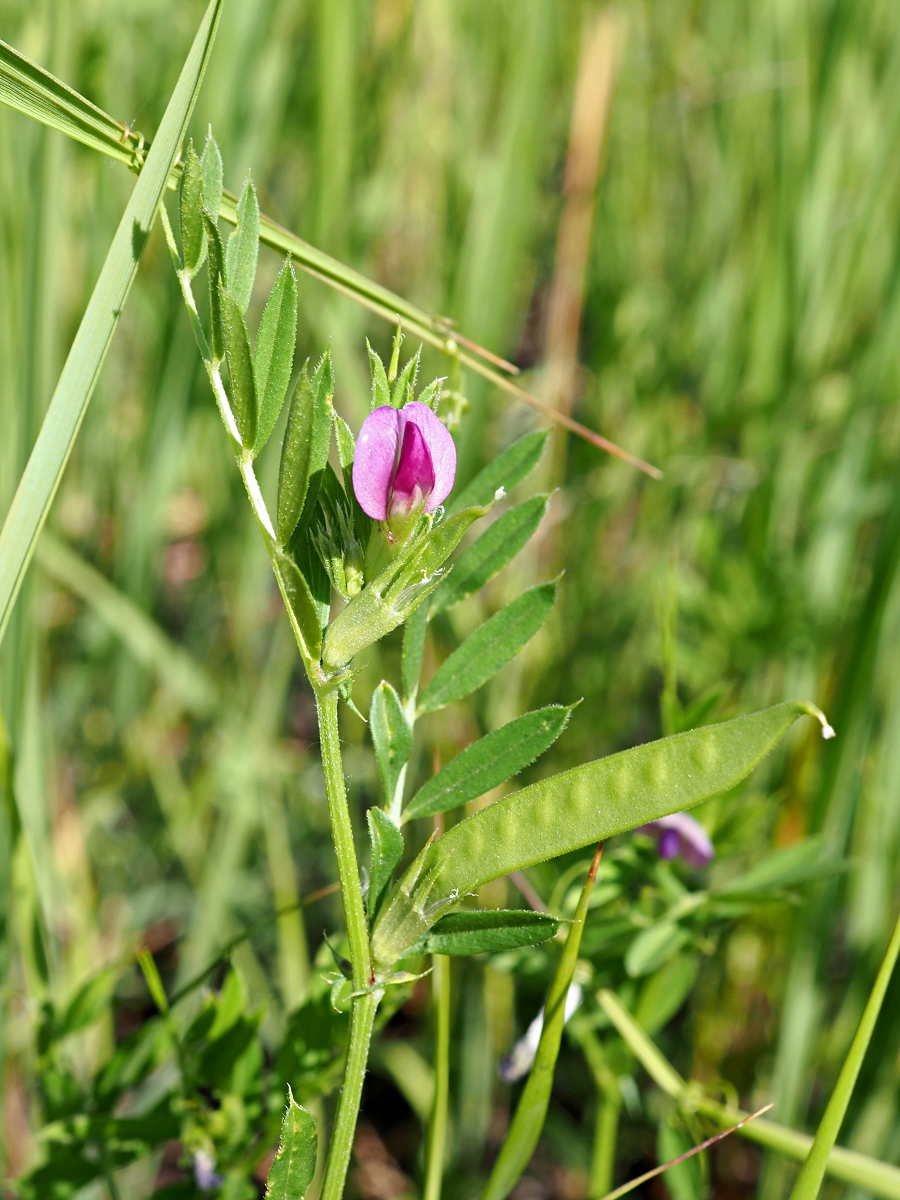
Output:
[
  {"xmin": 0, "ymin": 0, "xmax": 225, "ymax": 650},
  {"xmin": 599, "ymin": 989, "xmax": 900, "ymax": 1200},
  {"xmin": 0, "ymin": 38, "xmax": 660, "ymax": 478}
]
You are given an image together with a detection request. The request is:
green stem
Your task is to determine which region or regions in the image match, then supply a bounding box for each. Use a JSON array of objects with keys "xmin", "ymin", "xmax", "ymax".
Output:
[
  {"xmin": 424, "ymin": 954, "xmax": 451, "ymax": 1200},
  {"xmin": 316, "ymin": 688, "xmax": 381, "ymax": 1200},
  {"xmin": 316, "ymin": 688, "xmax": 372, "ymax": 990},
  {"xmin": 320, "ymin": 988, "xmax": 381, "ymax": 1200}
]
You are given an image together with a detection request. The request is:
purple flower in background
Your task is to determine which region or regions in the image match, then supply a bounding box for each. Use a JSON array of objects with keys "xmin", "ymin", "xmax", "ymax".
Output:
[
  {"xmin": 638, "ymin": 811, "xmax": 714, "ymax": 867},
  {"xmin": 353, "ymin": 402, "xmax": 456, "ymax": 525}
]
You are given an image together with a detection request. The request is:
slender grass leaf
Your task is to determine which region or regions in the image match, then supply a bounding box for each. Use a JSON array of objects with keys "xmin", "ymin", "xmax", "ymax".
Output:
[
  {"xmin": 0, "ymin": 37, "xmax": 140, "ymax": 168},
  {"xmin": 599, "ymin": 991, "xmax": 900, "ymax": 1200},
  {"xmin": 220, "ymin": 283, "xmax": 256, "ymax": 449},
  {"xmin": 0, "ymin": 0, "xmax": 224, "ymax": 650},
  {"xmin": 431, "ymin": 494, "xmax": 550, "ymax": 615},
  {"xmin": 370, "ymin": 682, "xmax": 413, "ymax": 809},
  {"xmin": 367, "ymin": 342, "xmax": 390, "ymax": 408},
  {"xmin": 418, "ymin": 580, "xmax": 558, "ymax": 714},
  {"xmin": 788, "ymin": 904, "xmax": 900, "ymax": 1200},
  {"xmin": 368, "ymin": 808, "xmax": 405, "ymax": 925},
  {"xmin": 451, "ymin": 431, "xmax": 549, "ymax": 512},
  {"xmin": 254, "ymin": 260, "xmax": 298, "ymax": 453},
  {"xmin": 205, "ymin": 210, "xmax": 227, "ymax": 360},
  {"xmin": 371, "ymin": 703, "xmax": 831, "ymax": 969},
  {"xmin": 402, "ymin": 603, "xmax": 429, "ymax": 705},
  {"xmin": 37, "ymin": 533, "xmax": 216, "ymax": 716},
  {"xmin": 625, "ymin": 922, "xmax": 691, "ymax": 978},
  {"xmin": 266, "ymin": 1087, "xmax": 318, "ymax": 1200},
  {"xmin": 226, "ymin": 173, "xmax": 260, "ymax": 314},
  {"xmin": 277, "ymin": 353, "xmax": 334, "ymax": 548},
  {"xmin": 200, "ymin": 130, "xmax": 223, "ymax": 226},
  {"xmin": 481, "ymin": 847, "xmax": 602, "ymax": 1200},
  {"xmin": 178, "ymin": 141, "xmax": 205, "ymax": 276},
  {"xmin": 404, "ymin": 704, "xmax": 574, "ymax": 822},
  {"xmin": 714, "ymin": 837, "xmax": 839, "ymax": 898},
  {"xmin": 409, "ymin": 909, "xmax": 560, "ymax": 956}
]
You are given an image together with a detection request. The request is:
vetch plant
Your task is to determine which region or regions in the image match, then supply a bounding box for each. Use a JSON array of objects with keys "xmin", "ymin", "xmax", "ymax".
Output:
[{"xmin": 156, "ymin": 130, "xmax": 837, "ymax": 1200}]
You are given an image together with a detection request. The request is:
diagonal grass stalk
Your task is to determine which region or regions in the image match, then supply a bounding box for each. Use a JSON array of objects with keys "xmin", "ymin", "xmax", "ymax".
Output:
[{"xmin": 0, "ymin": 0, "xmax": 224, "ymax": 649}]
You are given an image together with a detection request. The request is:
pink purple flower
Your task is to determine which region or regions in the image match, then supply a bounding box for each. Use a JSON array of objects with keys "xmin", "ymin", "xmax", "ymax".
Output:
[
  {"xmin": 353, "ymin": 402, "xmax": 456, "ymax": 523},
  {"xmin": 638, "ymin": 812, "xmax": 714, "ymax": 867}
]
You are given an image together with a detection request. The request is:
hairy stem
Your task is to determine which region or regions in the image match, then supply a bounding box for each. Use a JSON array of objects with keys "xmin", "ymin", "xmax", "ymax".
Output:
[
  {"xmin": 424, "ymin": 954, "xmax": 451, "ymax": 1200},
  {"xmin": 320, "ymin": 988, "xmax": 381, "ymax": 1200}
]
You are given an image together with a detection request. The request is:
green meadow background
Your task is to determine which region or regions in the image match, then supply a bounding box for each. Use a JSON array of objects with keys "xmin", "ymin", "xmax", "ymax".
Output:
[{"xmin": 3, "ymin": 0, "xmax": 900, "ymax": 1196}]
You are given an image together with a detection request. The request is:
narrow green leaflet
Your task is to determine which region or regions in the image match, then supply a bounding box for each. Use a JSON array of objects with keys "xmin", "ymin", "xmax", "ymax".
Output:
[
  {"xmin": 254, "ymin": 261, "xmax": 298, "ymax": 454},
  {"xmin": 418, "ymin": 580, "xmax": 558, "ymax": 714},
  {"xmin": 277, "ymin": 355, "xmax": 334, "ymax": 548},
  {"xmin": 220, "ymin": 283, "xmax": 257, "ymax": 448},
  {"xmin": 266, "ymin": 1087, "xmax": 318, "ymax": 1200},
  {"xmin": 370, "ymin": 682, "xmax": 413, "ymax": 809},
  {"xmin": 200, "ymin": 131, "xmax": 223, "ymax": 225},
  {"xmin": 410, "ymin": 910, "xmax": 560, "ymax": 956},
  {"xmin": 482, "ymin": 849, "xmax": 601, "ymax": 1200},
  {"xmin": 788, "ymin": 904, "xmax": 900, "ymax": 1200},
  {"xmin": 368, "ymin": 808, "xmax": 405, "ymax": 924},
  {"xmin": 0, "ymin": 0, "xmax": 224, "ymax": 650},
  {"xmin": 367, "ymin": 342, "xmax": 391, "ymax": 407},
  {"xmin": 273, "ymin": 550, "xmax": 325, "ymax": 664},
  {"xmin": 451, "ymin": 430, "xmax": 549, "ymax": 512},
  {"xmin": 205, "ymin": 213, "xmax": 227, "ymax": 361},
  {"xmin": 179, "ymin": 142, "xmax": 206, "ymax": 276},
  {"xmin": 401, "ymin": 603, "xmax": 429, "ymax": 705},
  {"xmin": 371, "ymin": 702, "xmax": 831, "ymax": 969},
  {"xmin": 226, "ymin": 173, "xmax": 260, "ymax": 314},
  {"xmin": 431, "ymin": 494, "xmax": 549, "ymax": 614},
  {"xmin": 404, "ymin": 705, "xmax": 574, "ymax": 822}
]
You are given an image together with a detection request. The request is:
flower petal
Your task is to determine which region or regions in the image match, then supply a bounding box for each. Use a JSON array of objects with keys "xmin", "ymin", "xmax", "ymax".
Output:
[
  {"xmin": 353, "ymin": 405, "xmax": 401, "ymax": 520},
  {"xmin": 400, "ymin": 402, "xmax": 456, "ymax": 511},
  {"xmin": 390, "ymin": 421, "xmax": 435, "ymax": 515},
  {"xmin": 638, "ymin": 811, "xmax": 714, "ymax": 867}
]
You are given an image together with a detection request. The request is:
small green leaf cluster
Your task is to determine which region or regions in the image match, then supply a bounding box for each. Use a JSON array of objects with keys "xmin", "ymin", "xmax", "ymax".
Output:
[{"xmin": 17, "ymin": 955, "xmax": 346, "ymax": 1200}]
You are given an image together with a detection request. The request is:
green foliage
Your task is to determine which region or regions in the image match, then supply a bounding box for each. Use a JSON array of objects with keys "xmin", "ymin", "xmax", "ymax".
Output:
[
  {"xmin": 367, "ymin": 807, "xmax": 405, "ymax": 923},
  {"xmin": 370, "ymin": 681, "xmax": 413, "ymax": 809},
  {"xmin": 179, "ymin": 141, "xmax": 206, "ymax": 277},
  {"xmin": 219, "ymin": 282, "xmax": 257, "ymax": 449},
  {"xmin": 410, "ymin": 909, "xmax": 560, "ymax": 956},
  {"xmin": 254, "ymin": 260, "xmax": 298, "ymax": 454},
  {"xmin": 430, "ymin": 494, "xmax": 550, "ymax": 615},
  {"xmin": 404, "ymin": 704, "xmax": 574, "ymax": 821},
  {"xmin": 277, "ymin": 355, "xmax": 334, "ymax": 548},
  {"xmin": 226, "ymin": 173, "xmax": 260, "ymax": 314},
  {"xmin": 418, "ymin": 580, "xmax": 558, "ymax": 713},
  {"xmin": 451, "ymin": 430, "xmax": 549, "ymax": 512},
  {"xmin": 267, "ymin": 1089, "xmax": 318, "ymax": 1200}
]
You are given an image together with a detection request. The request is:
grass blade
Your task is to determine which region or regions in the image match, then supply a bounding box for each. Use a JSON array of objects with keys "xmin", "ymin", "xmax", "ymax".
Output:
[
  {"xmin": 0, "ymin": 0, "xmax": 224, "ymax": 650},
  {"xmin": 787, "ymin": 904, "xmax": 900, "ymax": 1200},
  {"xmin": 481, "ymin": 845, "xmax": 603, "ymax": 1200}
]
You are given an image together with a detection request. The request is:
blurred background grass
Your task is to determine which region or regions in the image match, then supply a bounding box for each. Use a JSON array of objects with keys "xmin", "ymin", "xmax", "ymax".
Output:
[{"xmin": 3, "ymin": 0, "xmax": 900, "ymax": 1196}]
